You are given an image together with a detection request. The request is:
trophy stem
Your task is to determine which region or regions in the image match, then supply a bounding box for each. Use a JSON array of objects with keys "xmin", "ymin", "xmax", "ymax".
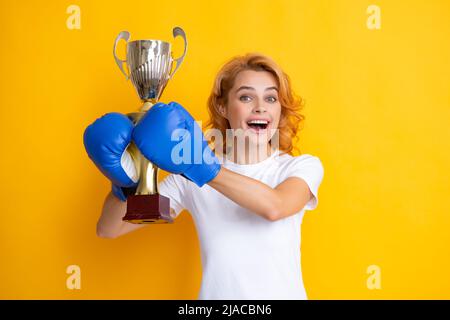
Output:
[
  {"xmin": 135, "ymin": 157, "xmax": 158, "ymax": 195},
  {"xmin": 127, "ymin": 101, "xmax": 159, "ymax": 195},
  {"xmin": 140, "ymin": 101, "xmax": 153, "ymax": 112}
]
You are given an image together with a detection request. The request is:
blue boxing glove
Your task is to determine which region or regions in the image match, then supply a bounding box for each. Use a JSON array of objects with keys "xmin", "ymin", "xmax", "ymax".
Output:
[
  {"xmin": 132, "ymin": 101, "xmax": 221, "ymax": 187},
  {"xmin": 83, "ymin": 112, "xmax": 139, "ymax": 201}
]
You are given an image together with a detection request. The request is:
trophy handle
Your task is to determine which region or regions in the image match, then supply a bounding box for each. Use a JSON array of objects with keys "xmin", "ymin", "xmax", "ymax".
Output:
[
  {"xmin": 169, "ymin": 27, "xmax": 188, "ymax": 79},
  {"xmin": 113, "ymin": 31, "xmax": 130, "ymax": 79}
]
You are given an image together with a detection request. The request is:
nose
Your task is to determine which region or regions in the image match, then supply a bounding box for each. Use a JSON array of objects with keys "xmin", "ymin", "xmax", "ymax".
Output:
[{"xmin": 253, "ymin": 102, "xmax": 267, "ymax": 114}]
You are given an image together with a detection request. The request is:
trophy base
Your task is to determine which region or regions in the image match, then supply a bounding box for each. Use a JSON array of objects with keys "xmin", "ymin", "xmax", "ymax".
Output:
[{"xmin": 123, "ymin": 194, "xmax": 173, "ymax": 224}]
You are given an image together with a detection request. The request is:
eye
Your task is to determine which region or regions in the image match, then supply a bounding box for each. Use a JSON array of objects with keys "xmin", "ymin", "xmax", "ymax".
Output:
[
  {"xmin": 239, "ymin": 95, "xmax": 252, "ymax": 102},
  {"xmin": 266, "ymin": 96, "xmax": 278, "ymax": 103}
]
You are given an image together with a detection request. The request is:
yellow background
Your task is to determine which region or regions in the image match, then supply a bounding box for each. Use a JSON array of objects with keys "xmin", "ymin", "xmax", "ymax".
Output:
[{"xmin": 0, "ymin": 0, "xmax": 449, "ymax": 299}]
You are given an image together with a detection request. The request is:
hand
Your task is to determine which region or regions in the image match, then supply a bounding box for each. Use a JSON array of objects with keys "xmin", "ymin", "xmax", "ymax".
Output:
[
  {"xmin": 132, "ymin": 101, "xmax": 221, "ymax": 187},
  {"xmin": 83, "ymin": 112, "xmax": 138, "ymax": 201}
]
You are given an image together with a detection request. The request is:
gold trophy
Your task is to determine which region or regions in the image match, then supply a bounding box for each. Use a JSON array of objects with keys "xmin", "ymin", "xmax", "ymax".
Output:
[{"xmin": 113, "ymin": 27, "xmax": 187, "ymax": 224}]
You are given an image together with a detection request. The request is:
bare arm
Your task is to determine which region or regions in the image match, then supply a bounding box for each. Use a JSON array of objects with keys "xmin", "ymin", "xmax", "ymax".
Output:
[
  {"xmin": 96, "ymin": 191, "xmax": 147, "ymax": 239},
  {"xmin": 208, "ymin": 167, "xmax": 312, "ymax": 221}
]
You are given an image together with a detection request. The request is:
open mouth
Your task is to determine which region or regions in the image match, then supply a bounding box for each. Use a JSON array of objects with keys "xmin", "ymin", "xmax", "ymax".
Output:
[{"xmin": 246, "ymin": 119, "xmax": 270, "ymax": 131}]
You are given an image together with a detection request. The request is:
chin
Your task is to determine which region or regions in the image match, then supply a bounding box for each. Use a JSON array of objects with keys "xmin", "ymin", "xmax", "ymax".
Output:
[
  {"xmin": 228, "ymin": 126, "xmax": 273, "ymax": 149},
  {"xmin": 247, "ymin": 131, "xmax": 271, "ymax": 147}
]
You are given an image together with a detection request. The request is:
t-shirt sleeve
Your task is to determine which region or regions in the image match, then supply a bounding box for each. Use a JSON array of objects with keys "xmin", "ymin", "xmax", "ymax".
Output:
[
  {"xmin": 158, "ymin": 174, "xmax": 188, "ymax": 219},
  {"xmin": 284, "ymin": 155, "xmax": 324, "ymax": 211}
]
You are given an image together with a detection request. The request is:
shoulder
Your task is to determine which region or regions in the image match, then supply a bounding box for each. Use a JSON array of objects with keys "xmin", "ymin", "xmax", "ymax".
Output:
[
  {"xmin": 277, "ymin": 152, "xmax": 323, "ymax": 170},
  {"xmin": 274, "ymin": 152, "xmax": 324, "ymax": 182}
]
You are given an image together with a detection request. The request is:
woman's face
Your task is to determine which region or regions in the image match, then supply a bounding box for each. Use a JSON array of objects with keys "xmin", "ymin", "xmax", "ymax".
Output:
[{"xmin": 222, "ymin": 70, "xmax": 281, "ymax": 148}]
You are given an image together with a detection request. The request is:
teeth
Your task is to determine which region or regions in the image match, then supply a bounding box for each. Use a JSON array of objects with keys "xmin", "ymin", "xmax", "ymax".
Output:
[{"xmin": 247, "ymin": 120, "xmax": 268, "ymax": 124}]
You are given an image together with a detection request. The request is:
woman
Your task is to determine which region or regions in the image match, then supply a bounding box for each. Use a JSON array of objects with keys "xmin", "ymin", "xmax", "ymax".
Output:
[{"xmin": 84, "ymin": 53, "xmax": 324, "ymax": 300}]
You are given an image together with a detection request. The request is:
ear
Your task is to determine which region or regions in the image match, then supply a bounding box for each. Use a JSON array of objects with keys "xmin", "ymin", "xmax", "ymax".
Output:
[{"xmin": 218, "ymin": 105, "xmax": 226, "ymax": 117}]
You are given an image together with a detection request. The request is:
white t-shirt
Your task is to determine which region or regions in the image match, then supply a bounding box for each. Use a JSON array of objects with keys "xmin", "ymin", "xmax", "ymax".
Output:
[{"xmin": 158, "ymin": 149, "xmax": 324, "ymax": 300}]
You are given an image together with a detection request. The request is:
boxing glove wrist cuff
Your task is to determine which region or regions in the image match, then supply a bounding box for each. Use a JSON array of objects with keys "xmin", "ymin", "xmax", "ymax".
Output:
[
  {"xmin": 183, "ymin": 163, "xmax": 222, "ymax": 187},
  {"xmin": 111, "ymin": 183, "xmax": 137, "ymax": 202}
]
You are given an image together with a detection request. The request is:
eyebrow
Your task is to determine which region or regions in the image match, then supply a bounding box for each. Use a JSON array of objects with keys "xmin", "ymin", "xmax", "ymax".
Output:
[{"xmin": 235, "ymin": 85, "xmax": 279, "ymax": 93}]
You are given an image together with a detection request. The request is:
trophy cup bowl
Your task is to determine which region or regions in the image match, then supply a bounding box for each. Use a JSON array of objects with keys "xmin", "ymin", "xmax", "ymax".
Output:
[{"xmin": 113, "ymin": 27, "xmax": 187, "ymax": 224}]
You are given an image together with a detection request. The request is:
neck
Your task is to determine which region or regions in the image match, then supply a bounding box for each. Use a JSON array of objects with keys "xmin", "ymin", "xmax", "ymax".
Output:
[{"xmin": 226, "ymin": 143, "xmax": 275, "ymax": 165}]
